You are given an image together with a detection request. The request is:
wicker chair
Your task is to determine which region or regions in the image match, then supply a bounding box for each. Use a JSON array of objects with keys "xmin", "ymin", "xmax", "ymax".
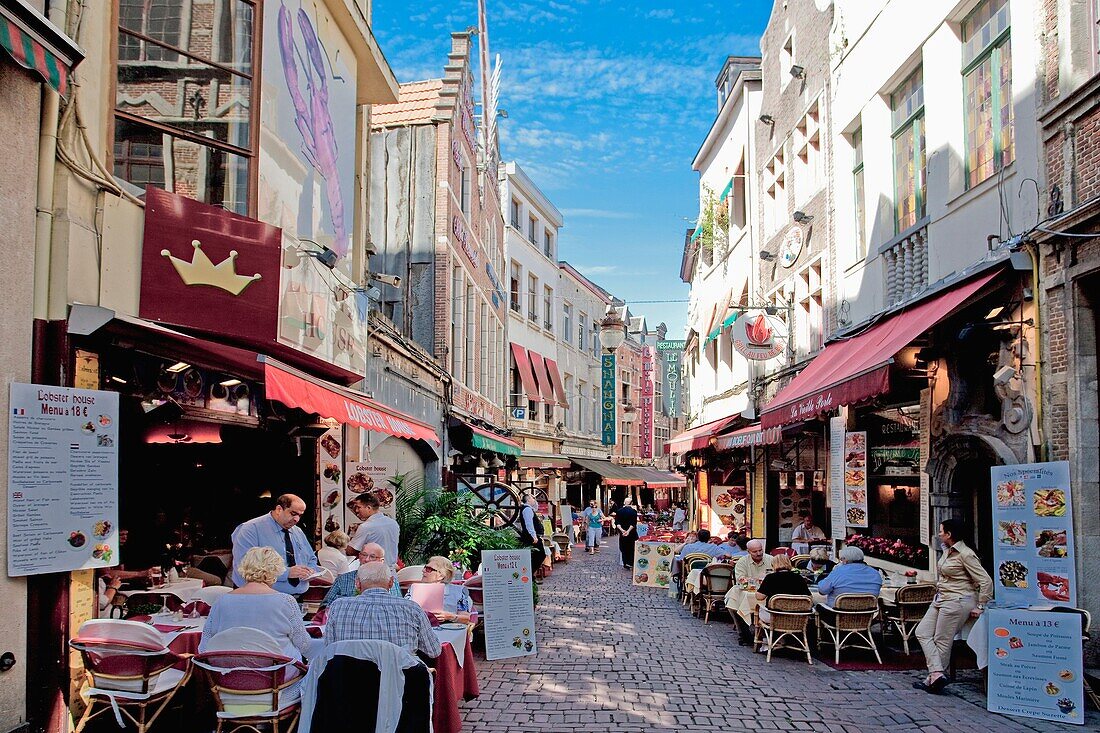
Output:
[
  {"xmin": 816, "ymin": 593, "xmax": 882, "ymax": 665},
  {"xmin": 677, "ymin": 553, "xmax": 713, "ymax": 606},
  {"xmin": 880, "ymin": 583, "xmax": 935, "ymax": 655},
  {"xmin": 790, "ymin": 554, "xmax": 812, "ymax": 569},
  {"xmin": 754, "ymin": 594, "xmax": 814, "ymax": 664},
  {"xmin": 551, "ymin": 533, "xmax": 572, "ymax": 561},
  {"xmin": 694, "ymin": 565, "xmax": 735, "ymax": 624}
]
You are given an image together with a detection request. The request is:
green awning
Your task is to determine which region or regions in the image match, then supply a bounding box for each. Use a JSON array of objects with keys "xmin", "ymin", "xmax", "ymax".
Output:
[
  {"xmin": 450, "ymin": 418, "xmax": 522, "ymax": 456},
  {"xmin": 718, "ymin": 178, "xmax": 734, "ymax": 202},
  {"xmin": 703, "ymin": 312, "xmax": 738, "ymax": 345},
  {"xmin": 469, "ymin": 430, "xmax": 521, "ymax": 456},
  {"xmin": 689, "ymin": 226, "xmax": 702, "ymax": 243}
]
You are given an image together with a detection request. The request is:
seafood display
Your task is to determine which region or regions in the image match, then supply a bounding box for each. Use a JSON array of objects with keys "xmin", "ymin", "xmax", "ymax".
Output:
[
  {"xmin": 1033, "ymin": 489, "xmax": 1066, "ymax": 517},
  {"xmin": 1037, "ymin": 572, "xmax": 1070, "ymax": 602},
  {"xmin": 998, "ymin": 560, "xmax": 1028, "ymax": 588},
  {"xmin": 846, "ymin": 506, "xmax": 866, "ymax": 524},
  {"xmin": 996, "ymin": 480, "xmax": 1025, "ymax": 507},
  {"xmin": 1035, "ymin": 529, "xmax": 1069, "ymax": 558},
  {"xmin": 997, "ymin": 520, "xmax": 1027, "ymax": 547}
]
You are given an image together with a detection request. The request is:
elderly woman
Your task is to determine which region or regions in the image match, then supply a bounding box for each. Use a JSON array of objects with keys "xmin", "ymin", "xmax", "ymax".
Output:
[
  {"xmin": 407, "ymin": 555, "xmax": 473, "ymax": 618},
  {"xmin": 754, "ymin": 554, "xmax": 810, "ymax": 624},
  {"xmin": 803, "ymin": 546, "xmax": 836, "ymax": 577},
  {"xmin": 199, "ymin": 547, "xmax": 315, "ymax": 661},
  {"xmin": 318, "ymin": 530, "xmax": 352, "ymax": 580},
  {"xmin": 914, "ymin": 519, "xmax": 993, "ymax": 694}
]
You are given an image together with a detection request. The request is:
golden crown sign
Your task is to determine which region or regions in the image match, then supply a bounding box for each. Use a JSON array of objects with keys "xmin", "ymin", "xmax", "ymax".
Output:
[{"xmin": 161, "ymin": 240, "xmax": 262, "ymax": 296}]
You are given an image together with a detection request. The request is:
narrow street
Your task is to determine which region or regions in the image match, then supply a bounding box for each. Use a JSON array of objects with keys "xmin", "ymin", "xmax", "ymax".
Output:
[{"xmin": 465, "ymin": 546, "xmax": 1094, "ymax": 733}]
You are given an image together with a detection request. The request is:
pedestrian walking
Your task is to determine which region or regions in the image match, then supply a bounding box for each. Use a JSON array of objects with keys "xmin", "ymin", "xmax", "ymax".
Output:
[
  {"xmin": 672, "ymin": 503, "xmax": 686, "ymax": 532},
  {"xmin": 582, "ymin": 500, "xmax": 604, "ymax": 554},
  {"xmin": 615, "ymin": 496, "xmax": 638, "ymax": 569}
]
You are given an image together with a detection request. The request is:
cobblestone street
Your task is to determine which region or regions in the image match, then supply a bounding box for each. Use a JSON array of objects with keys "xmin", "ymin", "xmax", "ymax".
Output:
[{"xmin": 464, "ymin": 546, "xmax": 1097, "ymax": 733}]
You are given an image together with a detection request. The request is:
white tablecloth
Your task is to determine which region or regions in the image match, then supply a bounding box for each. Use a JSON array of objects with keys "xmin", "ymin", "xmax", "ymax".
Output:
[
  {"xmin": 149, "ymin": 578, "xmax": 205, "ymax": 601},
  {"xmin": 433, "ymin": 626, "xmax": 468, "ymax": 667}
]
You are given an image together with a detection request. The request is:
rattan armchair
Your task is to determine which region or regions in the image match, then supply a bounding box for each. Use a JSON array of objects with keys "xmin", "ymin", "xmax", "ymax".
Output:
[
  {"xmin": 790, "ymin": 554, "xmax": 812, "ymax": 568},
  {"xmin": 816, "ymin": 593, "xmax": 882, "ymax": 665},
  {"xmin": 694, "ymin": 564, "xmax": 735, "ymax": 624},
  {"xmin": 880, "ymin": 583, "xmax": 935, "ymax": 655},
  {"xmin": 754, "ymin": 594, "xmax": 814, "ymax": 664},
  {"xmin": 677, "ymin": 553, "xmax": 713, "ymax": 606}
]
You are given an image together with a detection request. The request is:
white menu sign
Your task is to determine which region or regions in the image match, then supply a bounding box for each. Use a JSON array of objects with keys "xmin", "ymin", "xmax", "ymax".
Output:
[
  {"xmin": 8, "ymin": 383, "xmax": 120, "ymax": 576},
  {"xmin": 828, "ymin": 416, "xmax": 845, "ymax": 540},
  {"xmin": 482, "ymin": 549, "xmax": 537, "ymax": 661}
]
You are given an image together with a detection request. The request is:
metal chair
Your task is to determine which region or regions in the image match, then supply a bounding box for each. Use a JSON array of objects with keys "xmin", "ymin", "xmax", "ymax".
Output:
[
  {"xmin": 880, "ymin": 583, "xmax": 935, "ymax": 655},
  {"xmin": 70, "ymin": 619, "xmax": 192, "ymax": 733},
  {"xmin": 816, "ymin": 593, "xmax": 882, "ymax": 665},
  {"xmin": 677, "ymin": 553, "xmax": 713, "ymax": 606},
  {"xmin": 755, "ymin": 594, "xmax": 814, "ymax": 664},
  {"xmin": 694, "ymin": 564, "xmax": 735, "ymax": 624}
]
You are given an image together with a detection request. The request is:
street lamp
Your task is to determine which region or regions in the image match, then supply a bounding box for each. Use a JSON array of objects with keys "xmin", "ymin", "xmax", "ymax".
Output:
[{"xmin": 598, "ymin": 305, "xmax": 627, "ymax": 352}]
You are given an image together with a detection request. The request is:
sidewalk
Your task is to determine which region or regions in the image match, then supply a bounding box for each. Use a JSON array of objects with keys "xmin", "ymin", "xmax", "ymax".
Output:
[{"xmin": 464, "ymin": 542, "xmax": 1096, "ymax": 732}]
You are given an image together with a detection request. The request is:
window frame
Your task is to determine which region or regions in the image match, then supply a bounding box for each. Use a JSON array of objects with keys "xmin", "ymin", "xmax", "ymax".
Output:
[
  {"xmin": 890, "ymin": 67, "xmax": 926, "ymax": 233},
  {"xmin": 852, "ymin": 127, "xmax": 866, "ymax": 261},
  {"xmin": 961, "ymin": 0, "xmax": 1013, "ymax": 189}
]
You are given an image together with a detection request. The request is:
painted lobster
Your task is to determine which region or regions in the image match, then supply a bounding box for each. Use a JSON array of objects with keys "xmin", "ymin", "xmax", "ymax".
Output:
[{"xmin": 277, "ymin": 2, "xmax": 349, "ymax": 258}]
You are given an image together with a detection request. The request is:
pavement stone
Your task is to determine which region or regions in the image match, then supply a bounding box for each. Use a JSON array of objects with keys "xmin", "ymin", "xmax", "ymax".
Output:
[{"xmin": 461, "ymin": 541, "xmax": 1099, "ymax": 732}]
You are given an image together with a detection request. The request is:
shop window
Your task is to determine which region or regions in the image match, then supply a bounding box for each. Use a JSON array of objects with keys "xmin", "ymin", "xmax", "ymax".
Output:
[
  {"xmin": 509, "ymin": 261, "xmax": 522, "ymax": 313},
  {"xmin": 891, "ymin": 67, "xmax": 926, "ymax": 232},
  {"xmin": 562, "ymin": 302, "xmax": 573, "ymax": 344},
  {"xmin": 544, "ymin": 403, "xmax": 553, "ymax": 424},
  {"xmin": 851, "ymin": 127, "xmax": 866, "ymax": 261},
  {"xmin": 115, "ymin": 0, "xmax": 257, "ymax": 215},
  {"xmin": 963, "ymin": 0, "xmax": 1013, "ymax": 189}
]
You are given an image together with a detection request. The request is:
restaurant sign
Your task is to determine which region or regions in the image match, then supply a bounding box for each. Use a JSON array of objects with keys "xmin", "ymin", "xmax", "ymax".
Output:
[
  {"xmin": 761, "ymin": 366, "xmax": 891, "ymax": 430},
  {"xmin": 640, "ymin": 346, "xmax": 654, "ymax": 459},
  {"xmin": 482, "ymin": 549, "xmax": 537, "ymax": 660},
  {"xmin": 729, "ymin": 311, "xmax": 787, "ymax": 361},
  {"xmin": 601, "ymin": 353, "xmax": 616, "ymax": 446},
  {"xmin": 656, "ymin": 340, "xmax": 684, "ymax": 417}
]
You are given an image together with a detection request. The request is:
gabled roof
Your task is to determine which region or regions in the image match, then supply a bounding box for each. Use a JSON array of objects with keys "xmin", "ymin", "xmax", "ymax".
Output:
[{"xmin": 371, "ymin": 79, "xmax": 444, "ymax": 129}]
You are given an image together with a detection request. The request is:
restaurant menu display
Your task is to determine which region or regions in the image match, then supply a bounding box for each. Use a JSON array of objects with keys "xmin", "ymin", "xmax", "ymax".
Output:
[
  {"xmin": 710, "ymin": 483, "xmax": 748, "ymax": 535},
  {"xmin": 632, "ymin": 542, "xmax": 682, "ymax": 588},
  {"xmin": 828, "ymin": 417, "xmax": 846, "ymax": 540},
  {"xmin": 344, "ymin": 453, "xmax": 400, "ymax": 532},
  {"xmin": 315, "ymin": 426, "xmax": 345, "ymax": 536},
  {"xmin": 986, "ymin": 608, "xmax": 1084, "ymax": 725},
  {"xmin": 7, "ymin": 383, "xmax": 119, "ymax": 576},
  {"xmin": 482, "ymin": 549, "xmax": 537, "ymax": 661},
  {"xmin": 842, "ymin": 431, "xmax": 868, "ymax": 528},
  {"xmin": 777, "ymin": 470, "xmax": 813, "ymax": 543},
  {"xmin": 990, "ymin": 461, "xmax": 1076, "ymax": 607}
]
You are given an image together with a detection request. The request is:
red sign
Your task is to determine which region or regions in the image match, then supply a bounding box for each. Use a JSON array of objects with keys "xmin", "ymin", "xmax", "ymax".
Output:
[
  {"xmin": 140, "ymin": 187, "xmax": 282, "ymax": 344},
  {"xmin": 760, "ymin": 366, "xmax": 890, "ymax": 430},
  {"xmin": 640, "ymin": 346, "xmax": 654, "ymax": 459}
]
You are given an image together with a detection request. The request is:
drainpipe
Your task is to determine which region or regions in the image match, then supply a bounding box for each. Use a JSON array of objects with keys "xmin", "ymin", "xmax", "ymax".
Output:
[
  {"xmin": 31, "ymin": 75, "xmax": 60, "ymax": 382},
  {"xmin": 1023, "ymin": 241, "xmax": 1046, "ymax": 461}
]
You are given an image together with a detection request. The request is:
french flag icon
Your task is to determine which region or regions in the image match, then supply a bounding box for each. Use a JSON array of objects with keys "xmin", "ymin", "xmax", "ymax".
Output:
[{"xmin": 12, "ymin": 408, "xmax": 24, "ymax": 416}]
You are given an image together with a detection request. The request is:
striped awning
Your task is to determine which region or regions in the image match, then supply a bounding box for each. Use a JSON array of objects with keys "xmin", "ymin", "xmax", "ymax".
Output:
[{"xmin": 0, "ymin": 1, "xmax": 83, "ymax": 98}]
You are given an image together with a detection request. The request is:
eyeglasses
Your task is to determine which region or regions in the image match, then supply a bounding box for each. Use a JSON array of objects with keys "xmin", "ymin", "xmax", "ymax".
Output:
[
  {"xmin": 423, "ymin": 567, "xmax": 442, "ymax": 575},
  {"xmin": 361, "ymin": 553, "xmax": 384, "ymax": 561}
]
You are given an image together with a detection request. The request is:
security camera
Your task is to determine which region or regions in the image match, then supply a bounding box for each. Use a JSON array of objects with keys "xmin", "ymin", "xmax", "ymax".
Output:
[{"xmin": 369, "ymin": 272, "xmax": 401, "ymax": 288}]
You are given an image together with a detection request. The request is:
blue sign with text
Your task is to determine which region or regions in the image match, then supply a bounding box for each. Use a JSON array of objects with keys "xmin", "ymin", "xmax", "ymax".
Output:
[{"xmin": 601, "ymin": 353, "xmax": 616, "ymax": 445}]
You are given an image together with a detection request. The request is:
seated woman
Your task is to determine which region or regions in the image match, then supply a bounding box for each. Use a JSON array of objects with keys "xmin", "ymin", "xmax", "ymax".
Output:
[
  {"xmin": 406, "ymin": 556, "xmax": 473, "ymax": 620},
  {"xmin": 199, "ymin": 547, "xmax": 316, "ymax": 661},
  {"xmin": 317, "ymin": 530, "xmax": 352, "ymax": 581},
  {"xmin": 800, "ymin": 546, "xmax": 836, "ymax": 577},
  {"xmin": 754, "ymin": 554, "xmax": 811, "ymax": 624}
]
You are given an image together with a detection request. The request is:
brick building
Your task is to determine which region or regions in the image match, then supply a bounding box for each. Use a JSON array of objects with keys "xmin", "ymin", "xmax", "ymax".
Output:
[{"xmin": 1036, "ymin": 0, "xmax": 1100, "ymax": 661}]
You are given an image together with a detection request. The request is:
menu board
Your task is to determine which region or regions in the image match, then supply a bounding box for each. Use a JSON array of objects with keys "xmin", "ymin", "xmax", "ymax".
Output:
[
  {"xmin": 7, "ymin": 383, "xmax": 120, "ymax": 576},
  {"xmin": 710, "ymin": 483, "xmax": 748, "ymax": 535},
  {"xmin": 828, "ymin": 417, "xmax": 845, "ymax": 540},
  {"xmin": 842, "ymin": 432, "xmax": 868, "ymax": 528},
  {"xmin": 632, "ymin": 541, "xmax": 682, "ymax": 588},
  {"xmin": 344, "ymin": 454, "xmax": 400, "ymax": 536},
  {"xmin": 986, "ymin": 608, "xmax": 1084, "ymax": 725},
  {"xmin": 990, "ymin": 461, "xmax": 1076, "ymax": 607},
  {"xmin": 315, "ymin": 426, "xmax": 345, "ymax": 536},
  {"xmin": 482, "ymin": 549, "xmax": 537, "ymax": 660}
]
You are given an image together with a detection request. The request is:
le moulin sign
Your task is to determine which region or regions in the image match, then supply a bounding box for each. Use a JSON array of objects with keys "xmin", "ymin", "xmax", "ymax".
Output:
[{"xmin": 656, "ymin": 340, "xmax": 684, "ymax": 418}]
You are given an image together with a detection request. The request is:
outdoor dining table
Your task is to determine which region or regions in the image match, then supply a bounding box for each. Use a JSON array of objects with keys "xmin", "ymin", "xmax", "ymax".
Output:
[{"xmin": 684, "ymin": 562, "xmax": 733, "ymax": 595}]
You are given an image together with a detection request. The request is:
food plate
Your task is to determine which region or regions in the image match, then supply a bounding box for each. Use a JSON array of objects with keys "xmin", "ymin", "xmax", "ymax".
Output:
[
  {"xmin": 996, "ymin": 480, "xmax": 1025, "ymax": 507},
  {"xmin": 846, "ymin": 507, "xmax": 866, "ymax": 524},
  {"xmin": 636, "ymin": 557, "xmax": 649, "ymax": 569},
  {"xmin": 998, "ymin": 560, "xmax": 1028, "ymax": 588},
  {"xmin": 844, "ymin": 470, "xmax": 865, "ymax": 487},
  {"xmin": 1033, "ymin": 489, "xmax": 1066, "ymax": 517},
  {"xmin": 371, "ymin": 487, "xmax": 394, "ymax": 507},
  {"xmin": 439, "ymin": 622, "xmax": 466, "ymax": 630},
  {"xmin": 320, "ymin": 434, "xmax": 341, "ymax": 459},
  {"xmin": 997, "ymin": 520, "xmax": 1027, "ymax": 546},
  {"xmin": 715, "ymin": 492, "xmax": 733, "ymax": 508},
  {"xmin": 347, "ymin": 473, "xmax": 374, "ymax": 493},
  {"xmin": 1035, "ymin": 529, "xmax": 1069, "ymax": 558}
]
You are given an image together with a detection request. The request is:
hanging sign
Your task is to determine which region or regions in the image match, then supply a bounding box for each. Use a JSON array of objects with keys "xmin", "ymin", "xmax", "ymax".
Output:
[
  {"xmin": 601, "ymin": 353, "xmax": 616, "ymax": 446},
  {"xmin": 779, "ymin": 225, "xmax": 805, "ymax": 268},
  {"xmin": 729, "ymin": 311, "xmax": 787, "ymax": 361},
  {"xmin": 656, "ymin": 340, "xmax": 684, "ymax": 417},
  {"xmin": 8, "ymin": 384, "xmax": 120, "ymax": 576},
  {"xmin": 990, "ymin": 461, "xmax": 1076, "ymax": 607},
  {"xmin": 482, "ymin": 549, "xmax": 537, "ymax": 660},
  {"xmin": 640, "ymin": 346, "xmax": 654, "ymax": 458}
]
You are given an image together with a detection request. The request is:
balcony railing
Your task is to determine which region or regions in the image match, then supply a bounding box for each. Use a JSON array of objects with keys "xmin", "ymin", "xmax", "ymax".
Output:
[{"xmin": 883, "ymin": 222, "xmax": 929, "ymax": 307}]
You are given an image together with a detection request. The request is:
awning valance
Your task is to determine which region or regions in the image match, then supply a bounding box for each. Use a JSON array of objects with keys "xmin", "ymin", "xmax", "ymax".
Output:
[
  {"xmin": 634, "ymin": 467, "xmax": 686, "ymax": 488},
  {"xmin": 510, "ymin": 343, "xmax": 542, "ymax": 403},
  {"xmin": 0, "ymin": 1, "xmax": 83, "ymax": 98},
  {"xmin": 667, "ymin": 414, "xmax": 739, "ymax": 454},
  {"xmin": 761, "ymin": 269, "xmax": 1002, "ymax": 429},
  {"xmin": 263, "ymin": 360, "xmax": 440, "ymax": 444},
  {"xmin": 718, "ymin": 178, "xmax": 734, "ymax": 202},
  {"xmin": 544, "ymin": 357, "xmax": 569, "ymax": 407},
  {"xmin": 519, "ymin": 453, "xmax": 571, "ymax": 469},
  {"xmin": 528, "ymin": 350, "xmax": 557, "ymax": 403},
  {"xmin": 571, "ymin": 458, "xmax": 645, "ymax": 486},
  {"xmin": 714, "ymin": 424, "xmax": 782, "ymax": 450}
]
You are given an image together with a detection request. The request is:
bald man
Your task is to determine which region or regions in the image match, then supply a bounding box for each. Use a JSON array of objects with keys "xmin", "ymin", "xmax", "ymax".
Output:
[
  {"xmin": 317, "ymin": 543, "xmax": 400, "ymax": 618},
  {"xmin": 231, "ymin": 493, "xmax": 321, "ymax": 596}
]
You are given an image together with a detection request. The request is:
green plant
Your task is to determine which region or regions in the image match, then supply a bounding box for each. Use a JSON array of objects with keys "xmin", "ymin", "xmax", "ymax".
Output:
[{"xmin": 396, "ymin": 484, "xmax": 519, "ymax": 570}]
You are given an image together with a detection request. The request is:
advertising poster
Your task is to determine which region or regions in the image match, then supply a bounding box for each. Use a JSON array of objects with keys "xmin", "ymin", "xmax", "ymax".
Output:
[
  {"xmin": 919, "ymin": 390, "xmax": 931, "ymax": 544},
  {"xmin": 656, "ymin": 340, "xmax": 684, "ymax": 417},
  {"xmin": 8, "ymin": 384, "xmax": 120, "ymax": 576},
  {"xmin": 710, "ymin": 484, "xmax": 748, "ymax": 535},
  {"xmin": 601, "ymin": 354, "xmax": 616, "ymax": 445},
  {"xmin": 986, "ymin": 608, "xmax": 1084, "ymax": 725},
  {"xmin": 640, "ymin": 346, "xmax": 654, "ymax": 459},
  {"xmin": 990, "ymin": 461, "xmax": 1076, "ymax": 607},
  {"xmin": 482, "ymin": 549, "xmax": 537, "ymax": 660},
  {"xmin": 843, "ymin": 432, "xmax": 868, "ymax": 528},
  {"xmin": 344, "ymin": 454, "xmax": 401, "ymax": 532},
  {"xmin": 827, "ymin": 416, "xmax": 844, "ymax": 537},
  {"xmin": 315, "ymin": 425, "xmax": 344, "ymax": 535},
  {"xmin": 632, "ymin": 542, "xmax": 681, "ymax": 588}
]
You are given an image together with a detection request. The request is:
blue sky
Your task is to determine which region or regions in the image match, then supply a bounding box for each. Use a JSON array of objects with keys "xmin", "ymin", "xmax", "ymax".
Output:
[{"xmin": 372, "ymin": 1, "xmax": 770, "ymax": 337}]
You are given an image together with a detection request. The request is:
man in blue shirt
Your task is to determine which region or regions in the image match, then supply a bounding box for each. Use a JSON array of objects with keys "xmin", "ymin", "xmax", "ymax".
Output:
[
  {"xmin": 715, "ymin": 532, "xmax": 748, "ymax": 559},
  {"xmin": 816, "ymin": 545, "xmax": 883, "ymax": 609},
  {"xmin": 231, "ymin": 493, "xmax": 321, "ymax": 596},
  {"xmin": 676, "ymin": 529, "xmax": 722, "ymax": 564}
]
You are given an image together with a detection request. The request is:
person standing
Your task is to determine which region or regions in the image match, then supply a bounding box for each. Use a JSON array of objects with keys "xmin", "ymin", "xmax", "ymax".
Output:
[
  {"xmin": 790, "ymin": 514, "xmax": 827, "ymax": 556},
  {"xmin": 230, "ymin": 494, "xmax": 321, "ymax": 597},
  {"xmin": 346, "ymin": 494, "xmax": 401, "ymax": 569},
  {"xmin": 615, "ymin": 496, "xmax": 639, "ymax": 569},
  {"xmin": 518, "ymin": 495, "xmax": 547, "ymax": 578},
  {"xmin": 914, "ymin": 518, "xmax": 993, "ymax": 694},
  {"xmin": 582, "ymin": 500, "xmax": 604, "ymax": 554},
  {"xmin": 672, "ymin": 503, "xmax": 686, "ymax": 532}
]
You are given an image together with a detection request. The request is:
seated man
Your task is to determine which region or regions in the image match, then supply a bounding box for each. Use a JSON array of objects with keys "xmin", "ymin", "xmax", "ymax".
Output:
[
  {"xmin": 715, "ymin": 533, "xmax": 748, "ymax": 559},
  {"xmin": 673, "ymin": 529, "xmax": 722, "ymax": 579},
  {"xmin": 317, "ymin": 543, "xmax": 399, "ymax": 618},
  {"xmin": 815, "ymin": 546, "xmax": 883, "ymax": 623},
  {"xmin": 732, "ymin": 539, "xmax": 775, "ymax": 645},
  {"xmin": 324, "ymin": 562, "xmax": 442, "ymax": 659}
]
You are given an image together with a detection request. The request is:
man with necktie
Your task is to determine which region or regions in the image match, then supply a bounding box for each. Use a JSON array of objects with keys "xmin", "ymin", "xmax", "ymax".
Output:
[{"xmin": 231, "ymin": 493, "xmax": 321, "ymax": 596}]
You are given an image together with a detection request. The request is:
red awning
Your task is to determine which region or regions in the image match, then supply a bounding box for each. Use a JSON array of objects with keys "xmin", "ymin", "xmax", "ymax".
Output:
[
  {"xmin": 510, "ymin": 343, "xmax": 543, "ymax": 403},
  {"xmin": 667, "ymin": 414, "xmax": 739, "ymax": 454},
  {"xmin": 714, "ymin": 424, "xmax": 783, "ymax": 450},
  {"xmin": 761, "ymin": 269, "xmax": 1001, "ymax": 429},
  {"xmin": 527, "ymin": 350, "xmax": 557, "ymax": 403},
  {"xmin": 263, "ymin": 360, "xmax": 440, "ymax": 444},
  {"xmin": 543, "ymin": 357, "xmax": 569, "ymax": 407}
]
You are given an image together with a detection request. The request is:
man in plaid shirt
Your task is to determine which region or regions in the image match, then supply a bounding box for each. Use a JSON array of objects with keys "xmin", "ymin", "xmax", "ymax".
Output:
[
  {"xmin": 325, "ymin": 562, "xmax": 442, "ymax": 658},
  {"xmin": 318, "ymin": 543, "xmax": 400, "ymax": 614}
]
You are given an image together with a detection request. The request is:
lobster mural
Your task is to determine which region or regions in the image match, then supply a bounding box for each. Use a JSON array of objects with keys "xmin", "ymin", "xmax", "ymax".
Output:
[{"xmin": 277, "ymin": 2, "xmax": 349, "ymax": 259}]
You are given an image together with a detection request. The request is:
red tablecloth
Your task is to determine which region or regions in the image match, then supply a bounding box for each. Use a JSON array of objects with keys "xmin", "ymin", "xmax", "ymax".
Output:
[{"xmin": 432, "ymin": 635, "xmax": 479, "ymax": 733}]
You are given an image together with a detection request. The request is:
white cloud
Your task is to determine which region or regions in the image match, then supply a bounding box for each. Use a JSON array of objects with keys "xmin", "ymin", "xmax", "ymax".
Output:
[
  {"xmin": 561, "ymin": 208, "xmax": 636, "ymax": 220},
  {"xmin": 575, "ymin": 264, "xmax": 619, "ymax": 275}
]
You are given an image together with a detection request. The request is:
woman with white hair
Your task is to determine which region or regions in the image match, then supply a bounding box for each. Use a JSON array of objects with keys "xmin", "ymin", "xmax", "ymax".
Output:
[
  {"xmin": 199, "ymin": 546, "xmax": 314, "ymax": 660},
  {"xmin": 318, "ymin": 530, "xmax": 352, "ymax": 580},
  {"xmin": 518, "ymin": 494, "xmax": 547, "ymax": 577},
  {"xmin": 816, "ymin": 545, "xmax": 883, "ymax": 607}
]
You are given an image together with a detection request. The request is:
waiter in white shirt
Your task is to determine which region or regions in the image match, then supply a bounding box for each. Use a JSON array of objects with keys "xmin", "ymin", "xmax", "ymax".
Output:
[{"xmin": 791, "ymin": 514, "xmax": 827, "ymax": 556}]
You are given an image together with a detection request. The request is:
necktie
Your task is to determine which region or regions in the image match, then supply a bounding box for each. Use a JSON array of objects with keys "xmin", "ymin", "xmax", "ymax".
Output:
[{"xmin": 283, "ymin": 528, "xmax": 300, "ymax": 586}]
